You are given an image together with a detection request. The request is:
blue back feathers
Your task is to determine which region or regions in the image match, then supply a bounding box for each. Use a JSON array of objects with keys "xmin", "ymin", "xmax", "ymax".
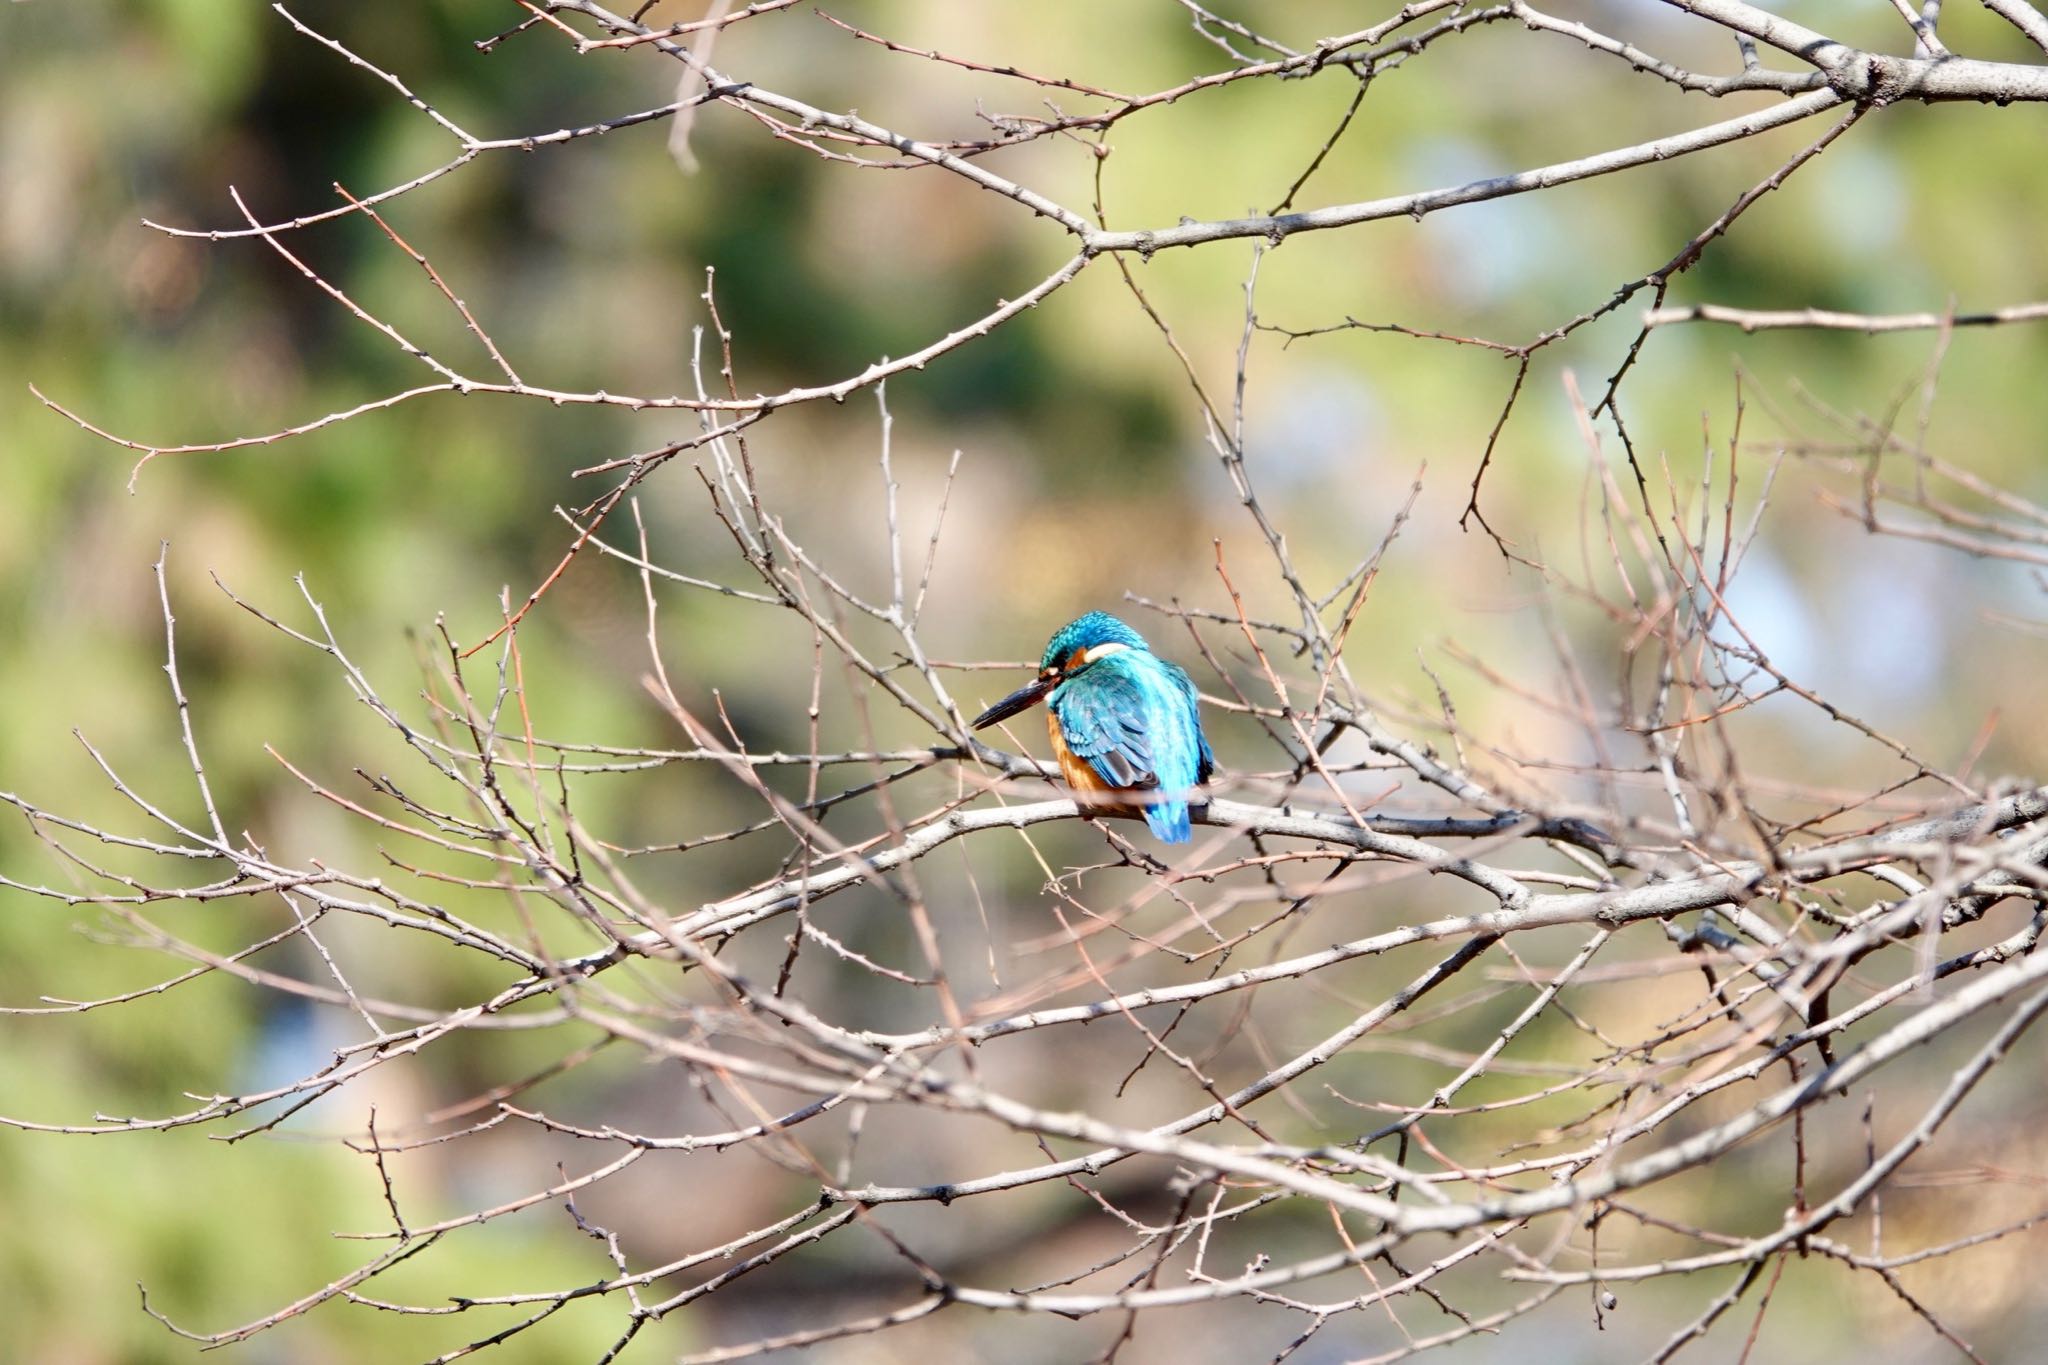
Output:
[{"xmin": 1044, "ymin": 613, "xmax": 1215, "ymax": 843}]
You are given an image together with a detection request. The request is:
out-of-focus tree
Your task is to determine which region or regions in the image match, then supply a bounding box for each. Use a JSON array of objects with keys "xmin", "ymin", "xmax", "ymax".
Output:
[{"xmin": 6, "ymin": 2, "xmax": 2048, "ymax": 1361}]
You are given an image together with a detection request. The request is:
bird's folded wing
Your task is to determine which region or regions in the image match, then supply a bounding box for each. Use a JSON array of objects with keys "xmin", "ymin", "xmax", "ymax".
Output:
[{"xmin": 1053, "ymin": 670, "xmax": 1161, "ymax": 791}]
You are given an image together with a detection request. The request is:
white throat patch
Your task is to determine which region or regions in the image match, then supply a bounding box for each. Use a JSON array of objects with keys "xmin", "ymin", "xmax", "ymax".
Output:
[{"xmin": 1080, "ymin": 641, "xmax": 1131, "ymax": 664}]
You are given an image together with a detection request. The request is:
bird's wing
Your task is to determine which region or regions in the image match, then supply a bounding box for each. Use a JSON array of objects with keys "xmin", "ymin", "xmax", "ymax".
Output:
[{"xmin": 1051, "ymin": 663, "xmax": 1162, "ymax": 792}]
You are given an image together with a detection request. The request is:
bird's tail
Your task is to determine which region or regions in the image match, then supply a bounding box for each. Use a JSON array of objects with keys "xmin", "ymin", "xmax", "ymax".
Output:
[{"xmin": 1143, "ymin": 798, "xmax": 1192, "ymax": 844}]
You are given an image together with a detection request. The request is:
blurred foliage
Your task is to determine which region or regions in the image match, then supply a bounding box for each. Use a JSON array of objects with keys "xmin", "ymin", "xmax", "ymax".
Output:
[{"xmin": 5, "ymin": 1, "xmax": 2048, "ymax": 1360}]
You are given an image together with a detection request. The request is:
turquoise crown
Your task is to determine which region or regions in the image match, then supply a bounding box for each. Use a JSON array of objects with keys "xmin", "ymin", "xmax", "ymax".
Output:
[{"xmin": 1040, "ymin": 612, "xmax": 1149, "ymax": 671}]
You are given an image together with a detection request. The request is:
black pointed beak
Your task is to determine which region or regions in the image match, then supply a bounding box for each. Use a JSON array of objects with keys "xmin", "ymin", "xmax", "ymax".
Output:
[{"xmin": 971, "ymin": 675, "xmax": 1056, "ymax": 730}]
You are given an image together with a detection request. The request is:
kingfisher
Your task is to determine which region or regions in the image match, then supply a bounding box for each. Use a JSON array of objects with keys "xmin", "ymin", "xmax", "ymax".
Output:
[{"xmin": 970, "ymin": 612, "xmax": 1215, "ymax": 843}]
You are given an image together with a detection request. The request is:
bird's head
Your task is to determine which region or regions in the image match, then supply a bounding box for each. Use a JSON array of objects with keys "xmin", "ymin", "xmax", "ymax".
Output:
[{"xmin": 971, "ymin": 612, "xmax": 1150, "ymax": 730}]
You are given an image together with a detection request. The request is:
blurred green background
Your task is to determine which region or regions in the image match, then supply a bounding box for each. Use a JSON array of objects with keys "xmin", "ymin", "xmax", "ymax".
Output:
[{"xmin": 5, "ymin": 2, "xmax": 2048, "ymax": 1361}]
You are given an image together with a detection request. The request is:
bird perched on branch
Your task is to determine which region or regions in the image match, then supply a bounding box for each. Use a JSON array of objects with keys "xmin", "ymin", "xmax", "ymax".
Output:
[{"xmin": 970, "ymin": 612, "xmax": 1215, "ymax": 843}]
